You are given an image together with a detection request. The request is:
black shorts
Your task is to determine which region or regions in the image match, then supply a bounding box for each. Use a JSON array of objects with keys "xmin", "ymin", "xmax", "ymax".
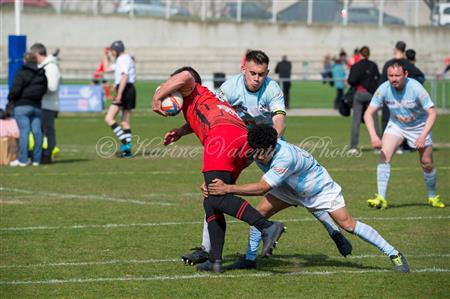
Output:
[{"xmin": 114, "ymin": 83, "xmax": 136, "ymax": 110}]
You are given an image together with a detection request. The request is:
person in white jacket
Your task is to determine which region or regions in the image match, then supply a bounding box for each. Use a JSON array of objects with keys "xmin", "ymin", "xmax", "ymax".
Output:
[{"xmin": 30, "ymin": 43, "xmax": 61, "ymax": 164}]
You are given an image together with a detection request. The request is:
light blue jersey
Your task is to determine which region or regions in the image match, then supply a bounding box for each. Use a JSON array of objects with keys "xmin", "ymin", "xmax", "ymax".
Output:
[
  {"xmin": 256, "ymin": 140, "xmax": 334, "ymax": 198},
  {"xmin": 217, "ymin": 74, "xmax": 285, "ymax": 127},
  {"xmin": 370, "ymin": 78, "xmax": 434, "ymax": 128}
]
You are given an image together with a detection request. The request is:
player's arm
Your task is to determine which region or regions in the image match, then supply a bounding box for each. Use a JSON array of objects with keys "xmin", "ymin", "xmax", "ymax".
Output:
[
  {"xmin": 208, "ymin": 177, "xmax": 272, "ymax": 196},
  {"xmin": 152, "ymin": 71, "xmax": 195, "ymax": 116},
  {"xmin": 102, "ymin": 48, "xmax": 114, "ymax": 72},
  {"xmin": 416, "ymin": 107, "xmax": 437, "ymax": 149},
  {"xmin": 114, "ymin": 73, "xmax": 128, "ymax": 103},
  {"xmin": 364, "ymin": 105, "xmax": 382, "ymax": 148},
  {"xmin": 163, "ymin": 122, "xmax": 193, "ymax": 146},
  {"xmin": 272, "ymin": 113, "xmax": 286, "ymax": 138}
]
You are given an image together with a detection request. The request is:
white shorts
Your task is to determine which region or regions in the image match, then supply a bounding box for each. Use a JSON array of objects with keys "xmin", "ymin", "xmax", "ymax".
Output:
[
  {"xmin": 384, "ymin": 121, "xmax": 432, "ymax": 148},
  {"xmin": 267, "ymin": 182, "xmax": 346, "ymax": 213}
]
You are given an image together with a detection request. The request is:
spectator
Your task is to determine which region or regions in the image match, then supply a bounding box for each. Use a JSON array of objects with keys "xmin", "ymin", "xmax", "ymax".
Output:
[
  {"xmin": 405, "ymin": 49, "xmax": 416, "ymax": 64},
  {"xmin": 30, "ymin": 43, "xmax": 61, "ymax": 164},
  {"xmin": 275, "ymin": 55, "xmax": 292, "ymax": 109},
  {"xmin": 7, "ymin": 52, "xmax": 47, "ymax": 167},
  {"xmin": 321, "ymin": 55, "xmax": 333, "ymax": 85},
  {"xmin": 331, "ymin": 57, "xmax": 346, "ymax": 109},
  {"xmin": 347, "ymin": 47, "xmax": 361, "ymax": 69},
  {"xmin": 347, "ymin": 46, "xmax": 380, "ymax": 154},
  {"xmin": 339, "ymin": 48, "xmax": 348, "ymax": 66}
]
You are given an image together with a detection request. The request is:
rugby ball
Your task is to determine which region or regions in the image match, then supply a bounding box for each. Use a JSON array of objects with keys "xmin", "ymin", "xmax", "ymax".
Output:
[{"xmin": 161, "ymin": 91, "xmax": 184, "ymax": 116}]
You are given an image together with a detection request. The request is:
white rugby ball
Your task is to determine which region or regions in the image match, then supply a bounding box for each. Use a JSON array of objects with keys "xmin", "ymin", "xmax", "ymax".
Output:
[{"xmin": 161, "ymin": 91, "xmax": 184, "ymax": 116}]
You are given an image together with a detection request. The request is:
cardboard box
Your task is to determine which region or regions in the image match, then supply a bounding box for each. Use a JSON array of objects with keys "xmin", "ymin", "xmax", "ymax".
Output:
[{"xmin": 0, "ymin": 137, "xmax": 18, "ymax": 166}]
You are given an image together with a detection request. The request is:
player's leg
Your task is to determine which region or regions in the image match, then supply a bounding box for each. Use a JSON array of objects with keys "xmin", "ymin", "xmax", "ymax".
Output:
[
  {"xmin": 227, "ymin": 193, "xmax": 291, "ymax": 270},
  {"xmin": 368, "ymin": 132, "xmax": 403, "ymax": 209},
  {"xmin": 198, "ymin": 171, "xmax": 285, "ymax": 269},
  {"xmin": 419, "ymin": 146, "xmax": 445, "ymax": 208},
  {"xmin": 330, "ymin": 206, "xmax": 409, "ymax": 272}
]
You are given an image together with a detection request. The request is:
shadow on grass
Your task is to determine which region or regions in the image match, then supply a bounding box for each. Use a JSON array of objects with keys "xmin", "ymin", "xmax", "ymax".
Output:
[
  {"xmin": 54, "ymin": 158, "xmax": 90, "ymax": 164},
  {"xmin": 387, "ymin": 202, "xmax": 429, "ymax": 208},
  {"xmin": 223, "ymin": 253, "xmax": 385, "ymax": 274}
]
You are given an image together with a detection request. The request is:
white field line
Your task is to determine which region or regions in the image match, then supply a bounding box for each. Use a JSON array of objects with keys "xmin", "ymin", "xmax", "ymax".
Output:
[
  {"xmin": 1, "ymin": 254, "xmax": 449, "ymax": 269},
  {"xmin": 4, "ymin": 166, "xmax": 450, "ymax": 177},
  {"xmin": 0, "ymin": 268, "xmax": 449, "ymax": 285},
  {"xmin": 0, "ymin": 187, "xmax": 174, "ymax": 206},
  {"xmin": 1, "ymin": 215, "xmax": 449, "ymax": 232}
]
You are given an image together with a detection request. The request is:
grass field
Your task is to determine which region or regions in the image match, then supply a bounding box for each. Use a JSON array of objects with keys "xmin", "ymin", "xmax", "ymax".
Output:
[
  {"xmin": 1, "ymin": 112, "xmax": 449, "ymax": 298},
  {"xmin": 62, "ymin": 79, "xmax": 450, "ymax": 110}
]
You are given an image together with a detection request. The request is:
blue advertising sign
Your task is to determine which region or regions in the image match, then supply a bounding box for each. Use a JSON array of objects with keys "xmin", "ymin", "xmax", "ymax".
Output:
[{"xmin": 0, "ymin": 85, "xmax": 104, "ymax": 112}]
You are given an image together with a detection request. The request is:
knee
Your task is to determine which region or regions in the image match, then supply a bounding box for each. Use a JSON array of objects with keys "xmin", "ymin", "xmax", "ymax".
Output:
[
  {"xmin": 379, "ymin": 149, "xmax": 391, "ymax": 163},
  {"xmin": 340, "ymin": 219, "xmax": 356, "ymax": 233},
  {"xmin": 421, "ymin": 160, "xmax": 434, "ymax": 172}
]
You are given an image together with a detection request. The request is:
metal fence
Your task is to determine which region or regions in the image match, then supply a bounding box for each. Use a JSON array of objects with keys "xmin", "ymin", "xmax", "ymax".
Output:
[{"xmin": 11, "ymin": 0, "xmax": 446, "ymax": 27}]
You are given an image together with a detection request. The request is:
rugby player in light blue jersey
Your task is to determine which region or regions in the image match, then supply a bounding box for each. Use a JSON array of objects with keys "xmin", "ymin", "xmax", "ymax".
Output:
[
  {"xmin": 208, "ymin": 124, "xmax": 410, "ymax": 273},
  {"xmin": 364, "ymin": 59, "xmax": 445, "ymax": 209},
  {"xmin": 181, "ymin": 50, "xmax": 352, "ymax": 269}
]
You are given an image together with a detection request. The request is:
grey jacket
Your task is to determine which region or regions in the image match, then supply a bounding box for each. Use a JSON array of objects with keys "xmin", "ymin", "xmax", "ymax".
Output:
[{"xmin": 39, "ymin": 55, "xmax": 61, "ymax": 111}]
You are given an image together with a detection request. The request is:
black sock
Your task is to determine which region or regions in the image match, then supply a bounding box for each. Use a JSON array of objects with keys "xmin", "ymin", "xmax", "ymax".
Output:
[
  {"xmin": 110, "ymin": 123, "xmax": 127, "ymax": 145},
  {"xmin": 123, "ymin": 128, "xmax": 132, "ymax": 144},
  {"xmin": 204, "ymin": 211, "xmax": 226, "ymax": 262}
]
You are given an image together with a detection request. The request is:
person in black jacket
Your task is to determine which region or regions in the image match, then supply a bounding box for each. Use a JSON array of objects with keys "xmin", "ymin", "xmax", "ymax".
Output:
[
  {"xmin": 347, "ymin": 46, "xmax": 380, "ymax": 154},
  {"xmin": 7, "ymin": 52, "xmax": 48, "ymax": 167},
  {"xmin": 275, "ymin": 55, "xmax": 292, "ymax": 109}
]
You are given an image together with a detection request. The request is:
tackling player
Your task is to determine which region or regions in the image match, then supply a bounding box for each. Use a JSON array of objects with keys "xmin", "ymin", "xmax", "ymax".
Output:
[
  {"xmin": 208, "ymin": 124, "xmax": 410, "ymax": 273},
  {"xmin": 364, "ymin": 60, "xmax": 445, "ymax": 209},
  {"xmin": 182, "ymin": 50, "xmax": 352, "ymax": 269},
  {"xmin": 152, "ymin": 67, "xmax": 286, "ymax": 273}
]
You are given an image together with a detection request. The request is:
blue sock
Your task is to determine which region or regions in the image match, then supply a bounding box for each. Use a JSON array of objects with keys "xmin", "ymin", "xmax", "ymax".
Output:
[
  {"xmin": 353, "ymin": 221, "xmax": 398, "ymax": 257},
  {"xmin": 423, "ymin": 169, "xmax": 436, "ymax": 198},
  {"xmin": 377, "ymin": 163, "xmax": 391, "ymax": 198},
  {"xmin": 245, "ymin": 226, "xmax": 261, "ymax": 261},
  {"xmin": 311, "ymin": 210, "xmax": 340, "ymax": 235}
]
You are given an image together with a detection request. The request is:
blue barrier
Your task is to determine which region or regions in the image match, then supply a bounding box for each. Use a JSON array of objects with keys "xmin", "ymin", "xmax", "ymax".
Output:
[{"xmin": 0, "ymin": 85, "xmax": 104, "ymax": 112}]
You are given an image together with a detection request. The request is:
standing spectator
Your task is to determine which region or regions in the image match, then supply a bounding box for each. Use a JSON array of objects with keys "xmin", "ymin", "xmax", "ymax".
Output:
[
  {"xmin": 321, "ymin": 55, "xmax": 333, "ymax": 85},
  {"xmin": 347, "ymin": 48, "xmax": 360, "ymax": 69},
  {"xmin": 103, "ymin": 40, "xmax": 136, "ymax": 157},
  {"xmin": 347, "ymin": 46, "xmax": 380, "ymax": 154},
  {"xmin": 7, "ymin": 52, "xmax": 47, "ymax": 167},
  {"xmin": 339, "ymin": 48, "xmax": 348, "ymax": 66},
  {"xmin": 30, "ymin": 43, "xmax": 61, "ymax": 164},
  {"xmin": 405, "ymin": 49, "xmax": 416, "ymax": 64},
  {"xmin": 331, "ymin": 58, "xmax": 346, "ymax": 109},
  {"xmin": 275, "ymin": 55, "xmax": 292, "ymax": 109}
]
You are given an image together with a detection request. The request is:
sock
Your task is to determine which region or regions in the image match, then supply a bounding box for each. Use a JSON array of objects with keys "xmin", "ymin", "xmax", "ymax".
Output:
[
  {"xmin": 311, "ymin": 210, "xmax": 340, "ymax": 235},
  {"xmin": 206, "ymin": 213, "xmax": 226, "ymax": 262},
  {"xmin": 123, "ymin": 128, "xmax": 132, "ymax": 144},
  {"xmin": 353, "ymin": 221, "xmax": 398, "ymax": 257},
  {"xmin": 110, "ymin": 123, "xmax": 127, "ymax": 145},
  {"xmin": 245, "ymin": 226, "xmax": 261, "ymax": 261},
  {"xmin": 423, "ymin": 168, "xmax": 436, "ymax": 198},
  {"xmin": 201, "ymin": 218, "xmax": 211, "ymax": 252},
  {"xmin": 377, "ymin": 163, "xmax": 391, "ymax": 198}
]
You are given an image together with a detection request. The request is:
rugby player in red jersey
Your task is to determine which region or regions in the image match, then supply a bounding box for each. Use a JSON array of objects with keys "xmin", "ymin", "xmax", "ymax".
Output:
[{"xmin": 152, "ymin": 67, "xmax": 285, "ymax": 272}]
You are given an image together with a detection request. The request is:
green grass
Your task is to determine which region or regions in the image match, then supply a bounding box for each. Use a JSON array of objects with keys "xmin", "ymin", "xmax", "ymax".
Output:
[
  {"xmin": 61, "ymin": 79, "xmax": 450, "ymax": 110},
  {"xmin": 1, "ymin": 113, "xmax": 449, "ymax": 298}
]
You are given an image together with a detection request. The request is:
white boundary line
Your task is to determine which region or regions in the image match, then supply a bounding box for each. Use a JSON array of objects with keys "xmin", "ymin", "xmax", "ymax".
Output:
[
  {"xmin": 1, "ymin": 215, "xmax": 449, "ymax": 232},
  {"xmin": 4, "ymin": 166, "xmax": 450, "ymax": 177},
  {"xmin": 1, "ymin": 268, "xmax": 449, "ymax": 285},
  {"xmin": 1, "ymin": 254, "xmax": 449, "ymax": 269},
  {"xmin": 0, "ymin": 187, "xmax": 174, "ymax": 206}
]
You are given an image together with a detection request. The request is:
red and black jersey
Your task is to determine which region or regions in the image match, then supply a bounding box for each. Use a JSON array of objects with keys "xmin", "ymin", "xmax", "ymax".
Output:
[{"xmin": 182, "ymin": 83, "xmax": 246, "ymax": 144}]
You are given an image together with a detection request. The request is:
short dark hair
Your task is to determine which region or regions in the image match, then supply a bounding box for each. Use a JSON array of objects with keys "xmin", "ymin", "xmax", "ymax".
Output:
[
  {"xmin": 30, "ymin": 43, "xmax": 47, "ymax": 56},
  {"xmin": 395, "ymin": 41, "xmax": 406, "ymax": 53},
  {"xmin": 359, "ymin": 46, "xmax": 370, "ymax": 59},
  {"xmin": 386, "ymin": 59, "xmax": 406, "ymax": 72},
  {"xmin": 248, "ymin": 124, "xmax": 277, "ymax": 150},
  {"xmin": 405, "ymin": 49, "xmax": 416, "ymax": 62},
  {"xmin": 171, "ymin": 66, "xmax": 202, "ymax": 84},
  {"xmin": 246, "ymin": 50, "xmax": 269, "ymax": 65}
]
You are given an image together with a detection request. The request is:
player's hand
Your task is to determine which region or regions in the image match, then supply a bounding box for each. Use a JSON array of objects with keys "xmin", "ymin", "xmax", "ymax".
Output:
[
  {"xmin": 151, "ymin": 99, "xmax": 167, "ymax": 117},
  {"xmin": 163, "ymin": 129, "xmax": 182, "ymax": 145},
  {"xmin": 371, "ymin": 137, "xmax": 382, "ymax": 149},
  {"xmin": 415, "ymin": 135, "xmax": 426, "ymax": 149},
  {"xmin": 200, "ymin": 182, "xmax": 208, "ymax": 198},
  {"xmin": 113, "ymin": 94, "xmax": 122, "ymax": 105},
  {"xmin": 207, "ymin": 179, "xmax": 229, "ymax": 195}
]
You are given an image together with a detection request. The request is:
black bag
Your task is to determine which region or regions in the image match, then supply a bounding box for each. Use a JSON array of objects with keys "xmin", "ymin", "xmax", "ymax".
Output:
[{"xmin": 338, "ymin": 87, "xmax": 356, "ymax": 117}]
